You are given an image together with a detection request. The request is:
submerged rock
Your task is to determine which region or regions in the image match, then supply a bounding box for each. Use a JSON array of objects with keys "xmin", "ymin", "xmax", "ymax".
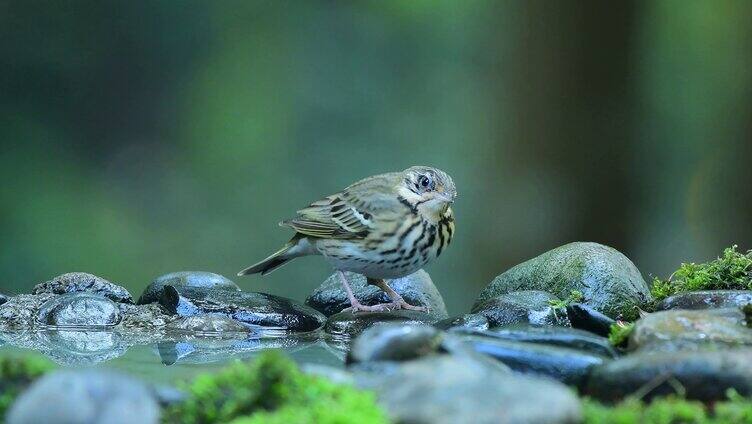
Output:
[
  {"xmin": 0, "ymin": 294, "xmax": 55, "ymax": 330},
  {"xmin": 434, "ymin": 313, "xmax": 489, "ymax": 331},
  {"xmin": 629, "ymin": 308, "xmax": 752, "ymax": 352},
  {"xmin": 347, "ymin": 323, "xmax": 443, "ymax": 364},
  {"xmin": 456, "ymin": 334, "xmax": 609, "ymax": 387},
  {"xmin": 159, "ymin": 286, "xmax": 325, "ymax": 332},
  {"xmin": 37, "ymin": 293, "xmax": 121, "ymax": 327},
  {"xmin": 656, "ymin": 290, "xmax": 752, "ymax": 311},
  {"xmin": 7, "ymin": 369, "xmax": 159, "ymax": 424},
  {"xmin": 476, "ymin": 242, "xmax": 652, "ymax": 320},
  {"xmin": 138, "ymin": 271, "xmax": 240, "ymax": 305},
  {"xmin": 33, "ymin": 272, "xmax": 133, "ymax": 304},
  {"xmin": 325, "ymin": 309, "xmax": 438, "ymax": 339},
  {"xmin": 565, "ymin": 303, "xmax": 616, "ymax": 337},
  {"xmin": 305, "ymin": 270, "xmax": 447, "ymax": 319},
  {"xmin": 353, "ymin": 354, "xmax": 581, "ymax": 424},
  {"xmin": 471, "ymin": 290, "xmax": 570, "ymax": 327},
  {"xmin": 467, "ymin": 324, "xmax": 617, "ymax": 358},
  {"xmin": 37, "ymin": 330, "xmax": 128, "ymax": 366},
  {"xmin": 585, "ymin": 349, "xmax": 752, "ymax": 402}
]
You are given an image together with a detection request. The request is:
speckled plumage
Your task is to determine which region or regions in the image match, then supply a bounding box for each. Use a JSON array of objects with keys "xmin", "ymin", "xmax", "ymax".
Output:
[{"xmin": 238, "ymin": 166, "xmax": 456, "ymax": 312}]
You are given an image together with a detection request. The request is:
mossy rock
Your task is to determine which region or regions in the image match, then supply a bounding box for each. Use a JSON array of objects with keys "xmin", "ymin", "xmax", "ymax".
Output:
[
  {"xmin": 476, "ymin": 242, "xmax": 652, "ymax": 320},
  {"xmin": 163, "ymin": 350, "xmax": 386, "ymax": 424}
]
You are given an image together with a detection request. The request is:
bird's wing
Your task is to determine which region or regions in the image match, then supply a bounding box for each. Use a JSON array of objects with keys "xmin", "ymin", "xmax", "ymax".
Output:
[{"xmin": 281, "ymin": 194, "xmax": 375, "ymax": 239}]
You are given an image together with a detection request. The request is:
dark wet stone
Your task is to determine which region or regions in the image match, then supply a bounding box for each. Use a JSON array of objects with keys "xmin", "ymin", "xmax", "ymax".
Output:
[
  {"xmin": 657, "ymin": 290, "xmax": 752, "ymax": 311},
  {"xmin": 137, "ymin": 271, "xmax": 240, "ymax": 305},
  {"xmin": 353, "ymin": 354, "xmax": 581, "ymax": 424},
  {"xmin": 305, "ymin": 270, "xmax": 447, "ymax": 319},
  {"xmin": 566, "ymin": 303, "xmax": 616, "ymax": 337},
  {"xmin": 0, "ymin": 293, "xmax": 8, "ymax": 306},
  {"xmin": 325, "ymin": 309, "xmax": 438, "ymax": 339},
  {"xmin": 585, "ymin": 349, "xmax": 752, "ymax": 402},
  {"xmin": 476, "ymin": 242, "xmax": 652, "ymax": 320},
  {"xmin": 8, "ymin": 369, "xmax": 159, "ymax": 424},
  {"xmin": 33, "ymin": 272, "xmax": 133, "ymax": 304},
  {"xmin": 37, "ymin": 293, "xmax": 121, "ymax": 327},
  {"xmin": 165, "ymin": 314, "xmax": 250, "ymax": 334},
  {"xmin": 466, "ymin": 324, "xmax": 617, "ymax": 358},
  {"xmin": 347, "ymin": 323, "xmax": 443, "ymax": 364},
  {"xmin": 457, "ymin": 334, "xmax": 609, "ymax": 387},
  {"xmin": 0, "ymin": 294, "xmax": 55, "ymax": 330},
  {"xmin": 158, "ymin": 286, "xmax": 325, "ymax": 332},
  {"xmin": 434, "ymin": 313, "xmax": 489, "ymax": 331},
  {"xmin": 629, "ymin": 308, "xmax": 752, "ymax": 352},
  {"xmin": 471, "ymin": 290, "xmax": 570, "ymax": 327}
]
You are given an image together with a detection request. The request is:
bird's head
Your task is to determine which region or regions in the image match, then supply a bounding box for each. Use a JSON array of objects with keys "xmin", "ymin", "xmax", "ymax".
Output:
[{"xmin": 398, "ymin": 166, "xmax": 456, "ymax": 220}]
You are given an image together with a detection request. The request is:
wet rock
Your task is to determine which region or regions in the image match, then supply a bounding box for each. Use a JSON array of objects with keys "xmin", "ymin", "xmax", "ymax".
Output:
[
  {"xmin": 457, "ymin": 334, "xmax": 609, "ymax": 387},
  {"xmin": 137, "ymin": 271, "xmax": 240, "ymax": 305},
  {"xmin": 0, "ymin": 293, "xmax": 8, "ymax": 306},
  {"xmin": 33, "ymin": 272, "xmax": 133, "ymax": 304},
  {"xmin": 353, "ymin": 354, "xmax": 581, "ymax": 424},
  {"xmin": 657, "ymin": 290, "xmax": 752, "ymax": 311},
  {"xmin": 305, "ymin": 270, "xmax": 447, "ymax": 319},
  {"xmin": 566, "ymin": 303, "xmax": 616, "ymax": 337},
  {"xmin": 476, "ymin": 242, "xmax": 652, "ymax": 320},
  {"xmin": 347, "ymin": 323, "xmax": 443, "ymax": 364},
  {"xmin": 116, "ymin": 303, "xmax": 177, "ymax": 331},
  {"xmin": 158, "ymin": 286, "xmax": 325, "ymax": 332},
  {"xmin": 8, "ymin": 369, "xmax": 159, "ymax": 424},
  {"xmin": 37, "ymin": 293, "xmax": 120, "ymax": 327},
  {"xmin": 434, "ymin": 313, "xmax": 489, "ymax": 331},
  {"xmin": 467, "ymin": 324, "xmax": 618, "ymax": 358},
  {"xmin": 165, "ymin": 314, "xmax": 250, "ymax": 334},
  {"xmin": 585, "ymin": 349, "xmax": 752, "ymax": 402},
  {"xmin": 471, "ymin": 290, "xmax": 570, "ymax": 327},
  {"xmin": 0, "ymin": 294, "xmax": 55, "ymax": 330},
  {"xmin": 325, "ymin": 309, "xmax": 437, "ymax": 339},
  {"xmin": 629, "ymin": 308, "xmax": 752, "ymax": 352}
]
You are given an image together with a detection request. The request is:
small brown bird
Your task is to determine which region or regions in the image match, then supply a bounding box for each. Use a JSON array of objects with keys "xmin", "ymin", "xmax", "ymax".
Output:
[{"xmin": 238, "ymin": 166, "xmax": 456, "ymax": 312}]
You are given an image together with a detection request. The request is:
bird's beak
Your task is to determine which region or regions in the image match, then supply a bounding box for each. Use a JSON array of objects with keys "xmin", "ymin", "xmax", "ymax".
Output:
[{"xmin": 438, "ymin": 192, "xmax": 455, "ymax": 204}]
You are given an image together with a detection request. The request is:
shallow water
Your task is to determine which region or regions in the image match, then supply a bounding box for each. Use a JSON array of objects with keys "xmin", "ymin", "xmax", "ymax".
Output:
[{"xmin": 0, "ymin": 329, "xmax": 346, "ymax": 385}]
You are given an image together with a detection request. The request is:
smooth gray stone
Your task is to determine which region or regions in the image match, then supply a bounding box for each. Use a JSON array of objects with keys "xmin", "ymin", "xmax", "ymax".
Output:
[
  {"xmin": 657, "ymin": 290, "xmax": 752, "ymax": 310},
  {"xmin": 325, "ymin": 309, "xmax": 437, "ymax": 339},
  {"xmin": 306, "ymin": 270, "xmax": 447, "ymax": 319},
  {"xmin": 138, "ymin": 271, "xmax": 240, "ymax": 305},
  {"xmin": 347, "ymin": 323, "xmax": 443, "ymax": 364},
  {"xmin": 37, "ymin": 293, "xmax": 120, "ymax": 327},
  {"xmin": 468, "ymin": 324, "xmax": 617, "ymax": 358},
  {"xmin": 8, "ymin": 370, "xmax": 159, "ymax": 424}
]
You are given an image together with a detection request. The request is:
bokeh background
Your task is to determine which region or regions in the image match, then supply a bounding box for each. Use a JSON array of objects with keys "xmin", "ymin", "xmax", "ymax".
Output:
[{"xmin": 2, "ymin": 1, "xmax": 751, "ymax": 314}]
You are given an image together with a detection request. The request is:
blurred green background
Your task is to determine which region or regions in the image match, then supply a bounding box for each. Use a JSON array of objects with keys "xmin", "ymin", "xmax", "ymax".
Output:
[{"xmin": 1, "ymin": 1, "xmax": 751, "ymax": 314}]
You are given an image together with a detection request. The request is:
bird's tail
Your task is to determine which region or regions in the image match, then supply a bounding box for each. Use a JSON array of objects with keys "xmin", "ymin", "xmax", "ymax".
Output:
[{"xmin": 237, "ymin": 242, "xmax": 297, "ymax": 277}]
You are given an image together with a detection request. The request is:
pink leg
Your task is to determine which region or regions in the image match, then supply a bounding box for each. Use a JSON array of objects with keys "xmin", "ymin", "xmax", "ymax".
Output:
[
  {"xmin": 339, "ymin": 271, "xmax": 400, "ymax": 313},
  {"xmin": 370, "ymin": 279, "xmax": 428, "ymax": 312}
]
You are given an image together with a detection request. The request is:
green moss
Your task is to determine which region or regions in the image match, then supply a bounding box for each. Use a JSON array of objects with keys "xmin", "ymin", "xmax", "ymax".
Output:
[
  {"xmin": 163, "ymin": 350, "xmax": 386, "ymax": 424},
  {"xmin": 582, "ymin": 390, "xmax": 752, "ymax": 424},
  {"xmin": 548, "ymin": 290, "xmax": 585, "ymax": 309},
  {"xmin": 608, "ymin": 322, "xmax": 634, "ymax": 347},
  {"xmin": 0, "ymin": 353, "xmax": 55, "ymax": 418},
  {"xmin": 651, "ymin": 246, "xmax": 752, "ymax": 302}
]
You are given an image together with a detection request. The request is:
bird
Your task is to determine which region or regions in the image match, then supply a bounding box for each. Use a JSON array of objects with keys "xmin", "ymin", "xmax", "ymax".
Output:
[{"xmin": 237, "ymin": 166, "xmax": 456, "ymax": 313}]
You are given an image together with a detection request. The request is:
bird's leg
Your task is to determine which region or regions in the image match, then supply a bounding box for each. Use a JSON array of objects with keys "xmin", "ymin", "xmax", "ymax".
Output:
[
  {"xmin": 369, "ymin": 278, "xmax": 428, "ymax": 312},
  {"xmin": 339, "ymin": 271, "xmax": 395, "ymax": 313}
]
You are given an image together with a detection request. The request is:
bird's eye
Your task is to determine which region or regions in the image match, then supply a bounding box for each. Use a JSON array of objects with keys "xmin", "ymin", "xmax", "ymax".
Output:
[{"xmin": 418, "ymin": 175, "xmax": 432, "ymax": 189}]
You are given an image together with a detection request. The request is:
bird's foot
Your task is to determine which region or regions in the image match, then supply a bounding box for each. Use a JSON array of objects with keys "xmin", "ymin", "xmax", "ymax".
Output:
[
  {"xmin": 342, "ymin": 301, "xmax": 398, "ymax": 313},
  {"xmin": 388, "ymin": 299, "xmax": 428, "ymax": 313}
]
